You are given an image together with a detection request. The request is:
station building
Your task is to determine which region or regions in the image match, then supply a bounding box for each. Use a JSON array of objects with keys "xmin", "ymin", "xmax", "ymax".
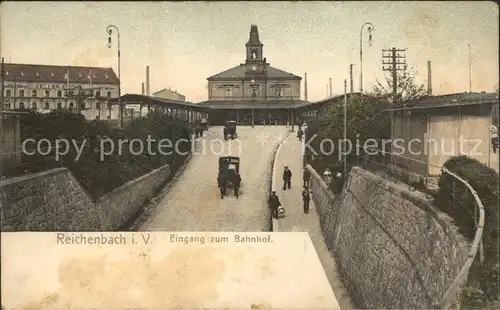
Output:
[
  {"xmin": 199, "ymin": 25, "xmax": 308, "ymax": 125},
  {"xmin": 2, "ymin": 63, "xmax": 120, "ymax": 121}
]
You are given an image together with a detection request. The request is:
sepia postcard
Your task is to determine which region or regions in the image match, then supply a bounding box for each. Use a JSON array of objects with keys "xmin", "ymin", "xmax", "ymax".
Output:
[{"xmin": 1, "ymin": 1, "xmax": 499, "ymax": 309}]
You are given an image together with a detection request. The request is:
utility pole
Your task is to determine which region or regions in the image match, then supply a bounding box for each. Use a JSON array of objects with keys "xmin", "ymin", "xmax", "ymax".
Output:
[
  {"xmin": 468, "ymin": 44, "xmax": 472, "ymax": 92},
  {"xmin": 382, "ymin": 48, "xmax": 406, "ymax": 104},
  {"xmin": 349, "ymin": 64, "xmax": 354, "ymax": 94}
]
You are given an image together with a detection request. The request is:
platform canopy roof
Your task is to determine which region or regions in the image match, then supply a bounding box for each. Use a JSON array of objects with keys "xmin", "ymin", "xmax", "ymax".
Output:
[
  {"xmin": 386, "ymin": 91, "xmax": 499, "ymax": 111},
  {"xmin": 109, "ymin": 94, "xmax": 211, "ymax": 111},
  {"xmin": 197, "ymin": 100, "xmax": 308, "ymax": 110}
]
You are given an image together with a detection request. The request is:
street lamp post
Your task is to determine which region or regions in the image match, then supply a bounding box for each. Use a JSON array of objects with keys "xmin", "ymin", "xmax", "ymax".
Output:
[
  {"xmin": 359, "ymin": 22, "xmax": 374, "ymax": 93},
  {"xmin": 251, "ymin": 79, "xmax": 257, "ymax": 127},
  {"xmin": 106, "ymin": 25, "xmax": 122, "ymax": 128}
]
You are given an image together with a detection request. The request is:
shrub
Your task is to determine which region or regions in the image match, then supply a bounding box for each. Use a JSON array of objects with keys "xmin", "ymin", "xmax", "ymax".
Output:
[
  {"xmin": 435, "ymin": 155, "xmax": 499, "ymax": 308},
  {"xmin": 18, "ymin": 110, "xmax": 191, "ymax": 199}
]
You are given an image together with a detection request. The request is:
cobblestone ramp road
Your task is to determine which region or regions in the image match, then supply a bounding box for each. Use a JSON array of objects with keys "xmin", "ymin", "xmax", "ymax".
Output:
[{"xmin": 138, "ymin": 126, "xmax": 290, "ymax": 231}]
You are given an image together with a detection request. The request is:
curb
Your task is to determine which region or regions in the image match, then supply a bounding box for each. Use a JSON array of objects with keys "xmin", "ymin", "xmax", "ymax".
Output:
[{"xmin": 270, "ymin": 131, "xmax": 294, "ymax": 232}]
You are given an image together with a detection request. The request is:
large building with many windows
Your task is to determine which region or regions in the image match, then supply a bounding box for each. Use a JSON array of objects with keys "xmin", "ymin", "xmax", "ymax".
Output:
[
  {"xmin": 199, "ymin": 25, "xmax": 307, "ymax": 125},
  {"xmin": 2, "ymin": 63, "xmax": 120, "ymax": 120}
]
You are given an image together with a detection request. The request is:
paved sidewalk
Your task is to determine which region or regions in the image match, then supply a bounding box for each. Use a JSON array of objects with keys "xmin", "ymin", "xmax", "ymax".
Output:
[{"xmin": 272, "ymin": 134, "xmax": 357, "ymax": 310}]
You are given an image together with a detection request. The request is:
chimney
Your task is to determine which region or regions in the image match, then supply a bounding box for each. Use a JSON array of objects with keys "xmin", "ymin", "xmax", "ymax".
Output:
[
  {"xmin": 329, "ymin": 78, "xmax": 332, "ymax": 97},
  {"xmin": 141, "ymin": 83, "xmax": 145, "ymax": 95},
  {"xmin": 304, "ymin": 73, "xmax": 308, "ymax": 101},
  {"xmin": 146, "ymin": 66, "xmax": 150, "ymax": 96},
  {"xmin": 427, "ymin": 61, "xmax": 432, "ymax": 95}
]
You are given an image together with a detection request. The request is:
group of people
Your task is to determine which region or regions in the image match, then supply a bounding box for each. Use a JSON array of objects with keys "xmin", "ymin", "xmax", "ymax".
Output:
[
  {"xmin": 267, "ymin": 166, "xmax": 312, "ymax": 219},
  {"xmin": 217, "ymin": 168, "xmax": 241, "ymax": 199}
]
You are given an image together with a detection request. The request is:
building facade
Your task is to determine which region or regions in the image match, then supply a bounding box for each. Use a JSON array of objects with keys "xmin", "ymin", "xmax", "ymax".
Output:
[
  {"xmin": 199, "ymin": 25, "xmax": 307, "ymax": 125},
  {"xmin": 2, "ymin": 63, "xmax": 120, "ymax": 120},
  {"xmin": 389, "ymin": 92, "xmax": 499, "ymax": 176},
  {"xmin": 153, "ymin": 88, "xmax": 186, "ymax": 101}
]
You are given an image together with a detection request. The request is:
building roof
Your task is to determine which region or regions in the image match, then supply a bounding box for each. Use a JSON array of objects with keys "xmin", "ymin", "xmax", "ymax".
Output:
[
  {"xmin": 2, "ymin": 63, "xmax": 119, "ymax": 85},
  {"xmin": 207, "ymin": 64, "xmax": 301, "ymax": 81},
  {"xmin": 198, "ymin": 100, "xmax": 307, "ymax": 110},
  {"xmin": 110, "ymin": 94, "xmax": 210, "ymax": 110},
  {"xmin": 153, "ymin": 88, "xmax": 185, "ymax": 96},
  {"xmin": 386, "ymin": 91, "xmax": 499, "ymax": 111},
  {"xmin": 294, "ymin": 92, "xmax": 373, "ymax": 109},
  {"xmin": 246, "ymin": 24, "xmax": 262, "ymax": 46}
]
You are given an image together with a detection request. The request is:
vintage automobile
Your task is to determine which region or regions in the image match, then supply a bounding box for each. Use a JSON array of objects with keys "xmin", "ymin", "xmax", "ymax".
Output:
[
  {"xmin": 200, "ymin": 118, "xmax": 209, "ymax": 131},
  {"xmin": 217, "ymin": 156, "xmax": 242, "ymax": 198},
  {"xmin": 193, "ymin": 120, "xmax": 204, "ymax": 138},
  {"xmin": 223, "ymin": 120, "xmax": 237, "ymax": 140}
]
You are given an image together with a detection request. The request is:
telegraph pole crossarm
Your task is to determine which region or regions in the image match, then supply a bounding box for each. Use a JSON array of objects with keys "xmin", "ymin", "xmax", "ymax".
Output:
[{"xmin": 382, "ymin": 47, "xmax": 407, "ymax": 104}]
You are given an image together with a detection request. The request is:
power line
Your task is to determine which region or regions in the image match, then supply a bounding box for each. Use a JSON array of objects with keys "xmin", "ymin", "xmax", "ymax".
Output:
[{"xmin": 382, "ymin": 48, "xmax": 407, "ymax": 103}]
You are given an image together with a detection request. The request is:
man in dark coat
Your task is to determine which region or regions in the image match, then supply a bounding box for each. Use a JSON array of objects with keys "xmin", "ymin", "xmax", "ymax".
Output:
[
  {"xmin": 268, "ymin": 191, "xmax": 281, "ymax": 219},
  {"xmin": 217, "ymin": 173, "xmax": 227, "ymax": 199},
  {"xmin": 303, "ymin": 167, "xmax": 311, "ymax": 187},
  {"xmin": 283, "ymin": 166, "xmax": 292, "ymax": 190},
  {"xmin": 302, "ymin": 186, "xmax": 311, "ymax": 214}
]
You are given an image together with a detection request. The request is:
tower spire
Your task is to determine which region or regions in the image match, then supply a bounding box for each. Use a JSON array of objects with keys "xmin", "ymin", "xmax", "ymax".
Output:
[{"xmin": 245, "ymin": 25, "xmax": 264, "ymax": 62}]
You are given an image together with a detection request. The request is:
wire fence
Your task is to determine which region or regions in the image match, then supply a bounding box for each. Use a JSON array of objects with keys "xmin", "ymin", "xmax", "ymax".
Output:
[{"xmin": 352, "ymin": 147, "xmax": 486, "ymax": 309}]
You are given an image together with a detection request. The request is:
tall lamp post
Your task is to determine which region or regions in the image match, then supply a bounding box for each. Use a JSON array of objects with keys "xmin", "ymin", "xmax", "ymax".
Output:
[
  {"xmin": 359, "ymin": 22, "xmax": 374, "ymax": 93},
  {"xmin": 106, "ymin": 25, "xmax": 122, "ymax": 128},
  {"xmin": 251, "ymin": 79, "xmax": 257, "ymax": 127}
]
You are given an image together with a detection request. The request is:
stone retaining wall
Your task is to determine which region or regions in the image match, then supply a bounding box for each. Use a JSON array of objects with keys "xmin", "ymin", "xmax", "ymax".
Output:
[
  {"xmin": 307, "ymin": 165, "xmax": 469, "ymax": 309},
  {"xmin": 1, "ymin": 155, "xmax": 190, "ymax": 231}
]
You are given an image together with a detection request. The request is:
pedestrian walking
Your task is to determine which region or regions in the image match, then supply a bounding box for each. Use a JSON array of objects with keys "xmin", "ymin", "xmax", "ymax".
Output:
[
  {"xmin": 491, "ymin": 125, "xmax": 498, "ymax": 153},
  {"xmin": 268, "ymin": 190, "xmax": 282, "ymax": 219},
  {"xmin": 283, "ymin": 166, "xmax": 292, "ymax": 190},
  {"xmin": 302, "ymin": 186, "xmax": 311, "ymax": 214},
  {"xmin": 303, "ymin": 167, "xmax": 310, "ymax": 187}
]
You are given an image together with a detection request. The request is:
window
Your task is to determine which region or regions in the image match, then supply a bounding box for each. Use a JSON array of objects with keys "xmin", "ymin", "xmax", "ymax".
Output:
[
  {"xmin": 224, "ymin": 87, "xmax": 232, "ymax": 98},
  {"xmin": 57, "ymin": 90, "xmax": 62, "ymax": 97},
  {"xmin": 32, "ymin": 90, "xmax": 37, "ymax": 97},
  {"xmin": 96, "ymin": 102, "xmax": 101, "ymax": 109},
  {"xmin": 19, "ymin": 102, "xmax": 25, "ymax": 109},
  {"xmin": 80, "ymin": 102, "xmax": 86, "ymax": 110},
  {"xmin": 96, "ymin": 90, "xmax": 101, "ymax": 97},
  {"xmin": 45, "ymin": 90, "xmax": 50, "ymax": 97},
  {"xmin": 276, "ymin": 87, "xmax": 284, "ymax": 97},
  {"xmin": 4, "ymin": 103, "xmax": 10, "ymax": 110},
  {"xmin": 107, "ymin": 91, "xmax": 111, "ymax": 98},
  {"xmin": 57, "ymin": 102, "xmax": 62, "ymax": 109},
  {"xmin": 44, "ymin": 102, "xmax": 50, "ymax": 110},
  {"xmin": 19, "ymin": 90, "xmax": 25, "ymax": 97},
  {"xmin": 32, "ymin": 102, "xmax": 37, "ymax": 109},
  {"xmin": 251, "ymin": 50, "xmax": 257, "ymax": 59},
  {"xmin": 6, "ymin": 89, "xmax": 11, "ymax": 97},
  {"xmin": 69, "ymin": 102, "xmax": 75, "ymax": 111}
]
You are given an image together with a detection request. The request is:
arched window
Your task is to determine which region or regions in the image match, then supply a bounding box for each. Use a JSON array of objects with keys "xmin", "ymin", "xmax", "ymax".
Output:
[
  {"xmin": 96, "ymin": 102, "xmax": 100, "ymax": 109},
  {"xmin": 32, "ymin": 89, "xmax": 37, "ymax": 97},
  {"xmin": 32, "ymin": 102, "xmax": 37, "ymax": 109},
  {"xmin": 57, "ymin": 102, "xmax": 62, "ymax": 109},
  {"xmin": 19, "ymin": 102, "xmax": 25, "ymax": 109},
  {"xmin": 6, "ymin": 89, "xmax": 11, "ymax": 97},
  {"xmin": 44, "ymin": 102, "xmax": 50, "ymax": 110},
  {"xmin": 69, "ymin": 102, "xmax": 75, "ymax": 111}
]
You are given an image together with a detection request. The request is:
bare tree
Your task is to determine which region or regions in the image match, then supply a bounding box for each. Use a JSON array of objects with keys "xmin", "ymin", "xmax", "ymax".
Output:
[{"xmin": 371, "ymin": 67, "xmax": 426, "ymax": 104}]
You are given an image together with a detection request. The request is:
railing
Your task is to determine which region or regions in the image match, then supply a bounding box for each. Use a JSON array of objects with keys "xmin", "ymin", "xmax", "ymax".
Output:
[{"xmin": 350, "ymin": 146, "xmax": 485, "ymax": 309}]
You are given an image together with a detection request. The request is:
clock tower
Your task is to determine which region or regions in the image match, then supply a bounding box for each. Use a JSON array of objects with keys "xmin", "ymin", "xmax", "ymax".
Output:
[{"xmin": 245, "ymin": 25, "xmax": 266, "ymax": 74}]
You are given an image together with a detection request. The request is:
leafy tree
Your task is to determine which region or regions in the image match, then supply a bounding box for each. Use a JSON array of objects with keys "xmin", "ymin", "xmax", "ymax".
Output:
[
  {"xmin": 371, "ymin": 67, "xmax": 427, "ymax": 104},
  {"xmin": 305, "ymin": 95, "xmax": 392, "ymax": 192}
]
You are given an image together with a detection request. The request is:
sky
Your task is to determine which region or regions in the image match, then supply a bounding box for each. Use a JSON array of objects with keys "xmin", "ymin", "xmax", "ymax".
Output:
[{"xmin": 1, "ymin": 1, "xmax": 498, "ymax": 103}]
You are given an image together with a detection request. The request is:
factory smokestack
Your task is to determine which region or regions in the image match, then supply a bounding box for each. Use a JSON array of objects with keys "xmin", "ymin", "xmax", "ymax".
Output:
[
  {"xmin": 146, "ymin": 66, "xmax": 150, "ymax": 96},
  {"xmin": 141, "ymin": 83, "xmax": 145, "ymax": 95},
  {"xmin": 329, "ymin": 78, "xmax": 332, "ymax": 97},
  {"xmin": 427, "ymin": 61, "xmax": 432, "ymax": 95},
  {"xmin": 304, "ymin": 73, "xmax": 308, "ymax": 101}
]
